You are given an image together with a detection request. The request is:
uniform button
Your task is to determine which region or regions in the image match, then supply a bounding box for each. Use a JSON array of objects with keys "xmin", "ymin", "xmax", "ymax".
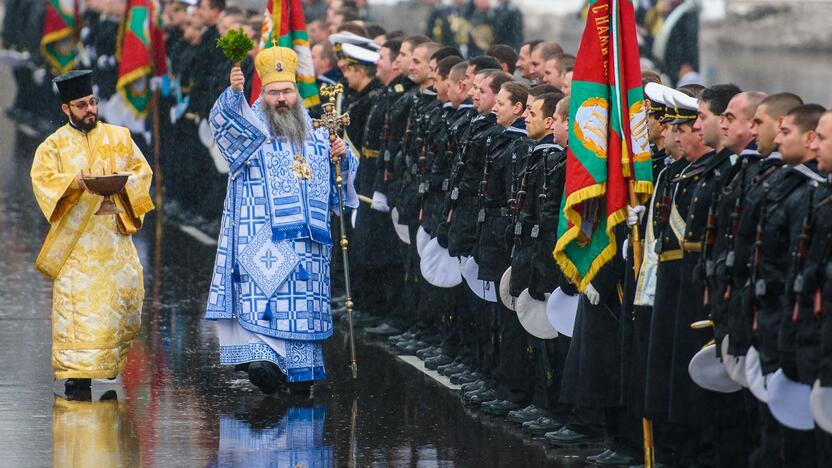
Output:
[
  {"xmin": 664, "ymin": 237, "xmax": 670, "ymax": 242},
  {"xmin": 694, "ymin": 197, "xmax": 699, "ymax": 202},
  {"xmin": 690, "ymin": 214, "xmax": 695, "ymax": 220},
  {"xmin": 694, "ymin": 175, "xmax": 700, "ymax": 180}
]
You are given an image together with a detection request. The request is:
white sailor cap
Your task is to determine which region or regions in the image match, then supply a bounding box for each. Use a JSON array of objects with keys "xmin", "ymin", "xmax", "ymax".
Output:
[
  {"xmin": 516, "ymin": 289, "xmax": 558, "ymax": 340},
  {"xmin": 329, "ymin": 31, "xmax": 380, "ymax": 50},
  {"xmin": 173, "ymin": 0, "xmax": 198, "ymax": 7},
  {"xmin": 644, "ymin": 82, "xmax": 671, "ymax": 108},
  {"xmin": 341, "ymin": 42, "xmax": 380, "ymax": 66},
  {"xmin": 670, "ymin": 89, "xmax": 699, "ymax": 112}
]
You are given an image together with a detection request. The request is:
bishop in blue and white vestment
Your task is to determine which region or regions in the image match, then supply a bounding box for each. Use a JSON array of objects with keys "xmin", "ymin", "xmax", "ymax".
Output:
[{"xmin": 204, "ymin": 47, "xmax": 357, "ymax": 384}]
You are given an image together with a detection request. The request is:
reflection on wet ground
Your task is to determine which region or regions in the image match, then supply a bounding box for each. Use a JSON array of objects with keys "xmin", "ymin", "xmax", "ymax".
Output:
[{"xmin": 0, "ymin": 81, "xmax": 592, "ymax": 467}]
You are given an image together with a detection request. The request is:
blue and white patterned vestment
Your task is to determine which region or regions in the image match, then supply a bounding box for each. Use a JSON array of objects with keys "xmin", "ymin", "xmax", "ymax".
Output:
[{"xmin": 204, "ymin": 86, "xmax": 358, "ymax": 382}]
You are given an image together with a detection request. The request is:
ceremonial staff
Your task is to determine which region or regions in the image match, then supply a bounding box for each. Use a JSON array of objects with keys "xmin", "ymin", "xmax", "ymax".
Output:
[{"xmin": 312, "ymin": 84, "xmax": 359, "ymax": 379}]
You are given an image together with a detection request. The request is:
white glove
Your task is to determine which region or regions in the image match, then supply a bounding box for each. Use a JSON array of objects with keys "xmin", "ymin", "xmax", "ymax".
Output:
[
  {"xmin": 626, "ymin": 205, "xmax": 645, "ymax": 227},
  {"xmin": 622, "ymin": 237, "xmax": 629, "ymax": 261},
  {"xmin": 585, "ymin": 283, "xmax": 601, "ymax": 305},
  {"xmin": 33, "ymin": 68, "xmax": 47, "ymax": 85},
  {"xmin": 371, "ymin": 191, "xmax": 390, "ymax": 212},
  {"xmin": 150, "ymin": 76, "xmax": 163, "ymax": 92}
]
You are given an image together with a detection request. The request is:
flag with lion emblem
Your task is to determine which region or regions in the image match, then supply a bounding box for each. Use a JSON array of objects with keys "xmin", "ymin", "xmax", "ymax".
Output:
[{"xmin": 553, "ymin": 0, "xmax": 653, "ymax": 291}]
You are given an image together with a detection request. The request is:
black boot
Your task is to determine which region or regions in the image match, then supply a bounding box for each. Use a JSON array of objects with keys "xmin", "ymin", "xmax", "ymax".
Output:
[
  {"xmin": 64, "ymin": 378, "xmax": 91, "ymax": 401},
  {"xmin": 247, "ymin": 361, "xmax": 283, "ymax": 395}
]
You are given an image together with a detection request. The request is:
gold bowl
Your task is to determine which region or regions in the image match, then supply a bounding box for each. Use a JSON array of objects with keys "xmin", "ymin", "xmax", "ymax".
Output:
[{"xmin": 82, "ymin": 173, "xmax": 129, "ymax": 215}]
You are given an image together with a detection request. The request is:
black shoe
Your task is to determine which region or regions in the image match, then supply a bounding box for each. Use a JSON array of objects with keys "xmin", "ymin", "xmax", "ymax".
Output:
[
  {"xmin": 64, "ymin": 378, "xmax": 92, "ymax": 401},
  {"xmin": 450, "ymin": 371, "xmax": 481, "ymax": 385},
  {"xmin": 416, "ymin": 346, "xmax": 439, "ymax": 360},
  {"xmin": 436, "ymin": 360, "xmax": 460, "ymax": 374},
  {"xmin": 481, "ymin": 399, "xmax": 521, "ymax": 416},
  {"xmin": 439, "ymin": 362, "xmax": 468, "ymax": 376},
  {"xmin": 545, "ymin": 427, "xmax": 601, "ymax": 447},
  {"xmin": 586, "ymin": 449, "xmax": 614, "ymax": 464},
  {"xmin": 523, "ymin": 416, "xmax": 564, "ymax": 435},
  {"xmin": 594, "ymin": 450, "xmax": 636, "ymax": 466},
  {"xmin": 247, "ymin": 361, "xmax": 282, "ymax": 395},
  {"xmin": 398, "ymin": 339, "xmax": 428, "ymax": 352},
  {"xmin": 507, "ymin": 404, "xmax": 547, "ymax": 424},
  {"xmin": 460, "ymin": 379, "xmax": 487, "ymax": 393},
  {"xmin": 465, "ymin": 389, "xmax": 497, "ymax": 406},
  {"xmin": 462, "ymin": 383, "xmax": 495, "ymax": 400},
  {"xmin": 398, "ymin": 342, "xmax": 424, "ymax": 355},
  {"xmin": 425, "ymin": 354, "xmax": 453, "ymax": 370}
]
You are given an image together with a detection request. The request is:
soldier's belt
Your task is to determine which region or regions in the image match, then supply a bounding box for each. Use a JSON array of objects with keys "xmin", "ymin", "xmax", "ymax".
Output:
[
  {"xmin": 361, "ymin": 147, "xmax": 380, "ymax": 158},
  {"xmin": 485, "ymin": 207, "xmax": 510, "ymax": 217},
  {"xmin": 658, "ymin": 249, "xmax": 684, "ymax": 262},
  {"xmin": 184, "ymin": 112, "xmax": 200, "ymax": 122},
  {"xmin": 682, "ymin": 241, "xmax": 703, "ymax": 253}
]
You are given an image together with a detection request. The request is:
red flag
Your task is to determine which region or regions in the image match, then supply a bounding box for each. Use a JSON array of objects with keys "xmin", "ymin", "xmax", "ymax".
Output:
[
  {"xmin": 554, "ymin": 0, "xmax": 653, "ymax": 290},
  {"xmin": 116, "ymin": 0, "xmax": 167, "ymax": 116}
]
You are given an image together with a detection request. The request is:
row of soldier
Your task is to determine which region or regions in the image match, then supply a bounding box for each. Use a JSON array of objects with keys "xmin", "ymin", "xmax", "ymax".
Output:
[{"xmin": 328, "ymin": 29, "xmax": 832, "ymax": 468}]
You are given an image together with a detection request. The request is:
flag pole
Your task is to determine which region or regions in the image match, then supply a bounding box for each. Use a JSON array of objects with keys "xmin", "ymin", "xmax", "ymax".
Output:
[
  {"xmin": 151, "ymin": 88, "xmax": 163, "ymax": 210},
  {"xmin": 628, "ymin": 179, "xmax": 642, "ymax": 278}
]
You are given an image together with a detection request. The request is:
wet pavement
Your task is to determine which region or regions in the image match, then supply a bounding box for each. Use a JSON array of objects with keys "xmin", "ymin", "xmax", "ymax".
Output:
[{"xmin": 0, "ymin": 69, "xmax": 594, "ymax": 467}]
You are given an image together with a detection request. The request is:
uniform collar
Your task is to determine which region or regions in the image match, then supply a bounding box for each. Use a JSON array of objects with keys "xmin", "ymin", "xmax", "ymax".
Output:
[
  {"xmin": 534, "ymin": 134, "xmax": 558, "ymax": 151},
  {"xmin": 504, "ymin": 118, "xmax": 527, "ymax": 136}
]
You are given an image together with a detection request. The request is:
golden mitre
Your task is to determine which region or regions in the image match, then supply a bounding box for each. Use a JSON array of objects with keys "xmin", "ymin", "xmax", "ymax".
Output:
[{"xmin": 255, "ymin": 46, "xmax": 298, "ymax": 86}]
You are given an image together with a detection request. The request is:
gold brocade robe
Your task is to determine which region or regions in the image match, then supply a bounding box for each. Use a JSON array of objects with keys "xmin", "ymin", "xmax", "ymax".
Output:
[{"xmin": 31, "ymin": 123, "xmax": 154, "ymax": 379}]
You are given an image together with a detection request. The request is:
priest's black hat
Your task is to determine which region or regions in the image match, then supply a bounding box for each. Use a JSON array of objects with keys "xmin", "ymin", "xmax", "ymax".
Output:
[{"xmin": 53, "ymin": 70, "xmax": 94, "ymax": 103}]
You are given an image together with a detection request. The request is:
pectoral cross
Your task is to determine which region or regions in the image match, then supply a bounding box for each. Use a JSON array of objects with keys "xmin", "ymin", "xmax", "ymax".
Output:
[{"xmin": 312, "ymin": 84, "xmax": 350, "ymax": 150}]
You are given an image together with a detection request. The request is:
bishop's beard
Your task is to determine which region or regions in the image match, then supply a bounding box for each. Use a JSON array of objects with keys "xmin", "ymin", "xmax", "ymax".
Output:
[{"xmin": 262, "ymin": 98, "xmax": 309, "ymax": 149}]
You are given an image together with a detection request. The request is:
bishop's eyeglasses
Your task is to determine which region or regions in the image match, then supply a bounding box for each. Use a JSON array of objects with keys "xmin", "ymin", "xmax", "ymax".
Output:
[
  {"xmin": 263, "ymin": 88, "xmax": 297, "ymax": 99},
  {"xmin": 69, "ymin": 97, "xmax": 100, "ymax": 111}
]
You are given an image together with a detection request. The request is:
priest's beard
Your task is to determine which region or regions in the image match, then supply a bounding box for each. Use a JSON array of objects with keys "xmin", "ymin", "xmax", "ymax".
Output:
[
  {"xmin": 68, "ymin": 109, "xmax": 98, "ymax": 133},
  {"xmin": 262, "ymin": 99, "xmax": 308, "ymax": 148}
]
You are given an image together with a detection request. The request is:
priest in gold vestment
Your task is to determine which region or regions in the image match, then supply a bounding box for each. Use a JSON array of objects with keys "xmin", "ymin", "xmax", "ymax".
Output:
[{"xmin": 30, "ymin": 70, "xmax": 154, "ymax": 397}]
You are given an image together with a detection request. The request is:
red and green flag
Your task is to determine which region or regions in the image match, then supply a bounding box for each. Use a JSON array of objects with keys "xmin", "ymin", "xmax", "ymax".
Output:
[
  {"xmin": 250, "ymin": 0, "xmax": 320, "ymax": 107},
  {"xmin": 41, "ymin": 0, "xmax": 80, "ymax": 75},
  {"xmin": 116, "ymin": 0, "xmax": 168, "ymax": 117},
  {"xmin": 553, "ymin": 0, "xmax": 654, "ymax": 291}
]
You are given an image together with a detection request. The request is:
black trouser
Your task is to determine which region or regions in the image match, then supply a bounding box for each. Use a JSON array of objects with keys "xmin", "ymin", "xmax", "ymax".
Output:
[
  {"xmin": 750, "ymin": 403, "xmax": 782, "ymax": 468},
  {"xmin": 530, "ymin": 336, "xmax": 572, "ymax": 419},
  {"xmin": 564, "ymin": 403, "xmax": 604, "ymax": 437},
  {"xmin": 354, "ymin": 263, "xmax": 402, "ymax": 317},
  {"xmin": 440, "ymin": 285, "xmax": 467, "ymax": 358},
  {"xmin": 606, "ymin": 406, "xmax": 643, "ymax": 461},
  {"xmin": 466, "ymin": 291, "xmax": 497, "ymax": 374},
  {"xmin": 782, "ymin": 426, "xmax": 816, "ymax": 467},
  {"xmin": 493, "ymin": 303, "xmax": 532, "ymax": 404}
]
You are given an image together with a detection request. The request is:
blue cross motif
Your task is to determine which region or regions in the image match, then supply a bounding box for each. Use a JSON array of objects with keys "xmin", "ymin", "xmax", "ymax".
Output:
[
  {"xmin": 225, "ymin": 129, "xmax": 253, "ymax": 154},
  {"xmin": 260, "ymin": 249, "xmax": 278, "ymax": 269}
]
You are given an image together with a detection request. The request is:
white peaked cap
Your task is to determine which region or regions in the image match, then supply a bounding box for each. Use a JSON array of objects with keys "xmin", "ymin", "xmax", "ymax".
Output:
[
  {"xmin": 499, "ymin": 267, "xmax": 516, "ymax": 311},
  {"xmin": 341, "ymin": 42, "xmax": 380, "ymax": 64},
  {"xmin": 688, "ymin": 343, "xmax": 743, "ymax": 394},
  {"xmin": 546, "ymin": 287, "xmax": 579, "ymax": 337},
  {"xmin": 768, "ymin": 369, "xmax": 814, "ymax": 431},
  {"xmin": 516, "ymin": 289, "xmax": 558, "ymax": 340},
  {"xmin": 329, "ymin": 31, "xmax": 380, "ymax": 50},
  {"xmin": 644, "ymin": 82, "xmax": 672, "ymax": 106},
  {"xmin": 462, "ymin": 257, "xmax": 497, "ymax": 303},
  {"xmin": 419, "ymin": 238, "xmax": 463, "ymax": 288}
]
